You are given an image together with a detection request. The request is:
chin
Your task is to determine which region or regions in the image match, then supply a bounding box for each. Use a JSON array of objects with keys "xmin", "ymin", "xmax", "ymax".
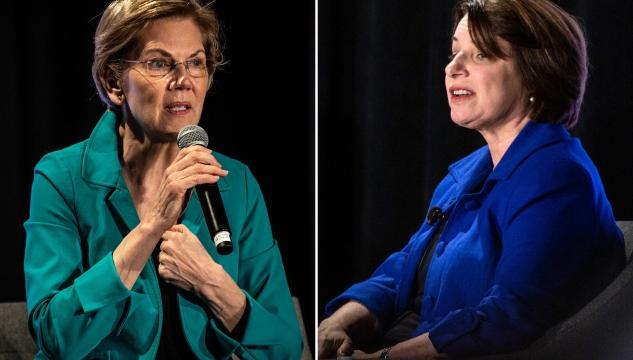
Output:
[{"xmin": 450, "ymin": 111, "xmax": 467, "ymax": 126}]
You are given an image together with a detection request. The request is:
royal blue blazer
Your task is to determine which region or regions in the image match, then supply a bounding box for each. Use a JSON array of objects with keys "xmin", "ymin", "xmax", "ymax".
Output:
[{"xmin": 326, "ymin": 120, "xmax": 625, "ymax": 357}]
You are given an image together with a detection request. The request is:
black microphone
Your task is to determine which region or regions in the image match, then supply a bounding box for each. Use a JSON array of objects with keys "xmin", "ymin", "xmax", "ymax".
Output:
[{"xmin": 177, "ymin": 125, "xmax": 233, "ymax": 255}]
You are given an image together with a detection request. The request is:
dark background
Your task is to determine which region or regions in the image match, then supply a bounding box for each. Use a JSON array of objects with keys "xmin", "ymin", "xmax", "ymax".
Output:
[
  {"xmin": 0, "ymin": 0, "xmax": 315, "ymax": 356},
  {"xmin": 318, "ymin": 0, "xmax": 633, "ymax": 326}
]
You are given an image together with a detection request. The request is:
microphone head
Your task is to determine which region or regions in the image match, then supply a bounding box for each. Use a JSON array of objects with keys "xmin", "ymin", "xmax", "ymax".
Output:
[{"xmin": 177, "ymin": 125, "xmax": 209, "ymax": 149}]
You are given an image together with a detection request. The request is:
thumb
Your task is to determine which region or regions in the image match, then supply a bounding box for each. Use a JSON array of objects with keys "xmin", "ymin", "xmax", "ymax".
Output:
[{"xmin": 337, "ymin": 337, "xmax": 354, "ymax": 357}]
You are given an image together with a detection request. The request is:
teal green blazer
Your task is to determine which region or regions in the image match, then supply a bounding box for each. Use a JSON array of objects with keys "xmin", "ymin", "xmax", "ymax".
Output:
[{"xmin": 24, "ymin": 111, "xmax": 303, "ymax": 359}]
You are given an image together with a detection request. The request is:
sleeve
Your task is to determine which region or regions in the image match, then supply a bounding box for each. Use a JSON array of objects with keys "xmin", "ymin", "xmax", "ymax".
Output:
[
  {"xmin": 208, "ymin": 165, "xmax": 304, "ymax": 360},
  {"xmin": 324, "ymin": 225, "xmax": 431, "ymax": 329},
  {"xmin": 428, "ymin": 159, "xmax": 625, "ymax": 357},
  {"xmin": 323, "ymin": 172, "xmax": 457, "ymax": 329},
  {"xmin": 23, "ymin": 154, "xmax": 144, "ymax": 359}
]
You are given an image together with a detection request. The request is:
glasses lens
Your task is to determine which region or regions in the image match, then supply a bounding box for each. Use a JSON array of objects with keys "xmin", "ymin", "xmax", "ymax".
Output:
[
  {"xmin": 186, "ymin": 58, "xmax": 208, "ymax": 77},
  {"xmin": 146, "ymin": 58, "xmax": 171, "ymax": 77}
]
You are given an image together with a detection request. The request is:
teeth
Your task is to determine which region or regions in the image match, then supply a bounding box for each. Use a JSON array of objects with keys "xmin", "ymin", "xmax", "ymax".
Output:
[
  {"xmin": 453, "ymin": 90, "xmax": 472, "ymax": 95},
  {"xmin": 169, "ymin": 106, "xmax": 187, "ymax": 111}
]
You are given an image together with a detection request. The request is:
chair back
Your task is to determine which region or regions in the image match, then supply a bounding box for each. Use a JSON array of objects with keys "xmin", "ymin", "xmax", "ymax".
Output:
[{"xmin": 473, "ymin": 220, "xmax": 633, "ymax": 360}]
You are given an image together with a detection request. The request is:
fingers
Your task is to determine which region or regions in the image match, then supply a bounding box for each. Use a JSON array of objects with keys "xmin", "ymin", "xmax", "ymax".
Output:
[
  {"xmin": 166, "ymin": 223, "xmax": 188, "ymax": 234},
  {"xmin": 173, "ymin": 145, "xmax": 223, "ymax": 171},
  {"xmin": 318, "ymin": 326, "xmax": 354, "ymax": 359},
  {"xmin": 164, "ymin": 148, "xmax": 228, "ymax": 190},
  {"xmin": 337, "ymin": 338, "xmax": 354, "ymax": 357},
  {"xmin": 160, "ymin": 226, "xmax": 209, "ymax": 259}
]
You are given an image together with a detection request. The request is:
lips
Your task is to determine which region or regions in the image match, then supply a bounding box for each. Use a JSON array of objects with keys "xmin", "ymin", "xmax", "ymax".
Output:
[
  {"xmin": 165, "ymin": 101, "xmax": 192, "ymax": 114},
  {"xmin": 448, "ymin": 86, "xmax": 474, "ymax": 102}
]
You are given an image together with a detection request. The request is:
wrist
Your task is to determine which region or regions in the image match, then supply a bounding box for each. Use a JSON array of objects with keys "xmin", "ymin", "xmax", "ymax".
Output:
[
  {"xmin": 138, "ymin": 218, "xmax": 165, "ymax": 240},
  {"xmin": 379, "ymin": 346, "xmax": 393, "ymax": 358}
]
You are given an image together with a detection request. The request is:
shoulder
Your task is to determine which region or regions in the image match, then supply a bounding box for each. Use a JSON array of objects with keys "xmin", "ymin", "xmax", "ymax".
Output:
[
  {"xmin": 514, "ymin": 138, "xmax": 598, "ymax": 189},
  {"xmin": 495, "ymin": 138, "xmax": 605, "ymax": 218},
  {"xmin": 34, "ymin": 141, "xmax": 88, "ymax": 180}
]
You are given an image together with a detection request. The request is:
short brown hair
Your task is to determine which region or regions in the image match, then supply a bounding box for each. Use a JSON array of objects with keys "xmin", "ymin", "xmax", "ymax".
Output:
[
  {"xmin": 92, "ymin": 0, "xmax": 225, "ymax": 110},
  {"xmin": 453, "ymin": 0, "xmax": 588, "ymax": 129}
]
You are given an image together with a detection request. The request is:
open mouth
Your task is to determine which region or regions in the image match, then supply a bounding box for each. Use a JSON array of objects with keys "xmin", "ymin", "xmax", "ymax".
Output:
[
  {"xmin": 453, "ymin": 90, "xmax": 473, "ymax": 96},
  {"xmin": 167, "ymin": 105, "xmax": 189, "ymax": 111}
]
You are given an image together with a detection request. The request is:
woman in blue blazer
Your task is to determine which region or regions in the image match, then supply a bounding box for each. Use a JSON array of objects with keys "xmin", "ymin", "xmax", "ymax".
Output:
[
  {"xmin": 318, "ymin": 0, "xmax": 626, "ymax": 358},
  {"xmin": 24, "ymin": 1, "xmax": 302, "ymax": 359}
]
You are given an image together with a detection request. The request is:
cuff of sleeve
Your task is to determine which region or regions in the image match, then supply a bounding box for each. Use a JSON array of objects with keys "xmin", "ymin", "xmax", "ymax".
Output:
[
  {"xmin": 325, "ymin": 283, "xmax": 395, "ymax": 330},
  {"xmin": 73, "ymin": 252, "xmax": 131, "ymax": 313},
  {"xmin": 207, "ymin": 291, "xmax": 303, "ymax": 359},
  {"xmin": 428, "ymin": 307, "xmax": 481, "ymax": 354},
  {"xmin": 239, "ymin": 291, "xmax": 300, "ymax": 346}
]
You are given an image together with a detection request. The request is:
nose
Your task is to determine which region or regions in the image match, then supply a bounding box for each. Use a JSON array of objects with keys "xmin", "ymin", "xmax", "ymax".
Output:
[
  {"xmin": 445, "ymin": 53, "xmax": 466, "ymax": 78},
  {"xmin": 169, "ymin": 63, "xmax": 193, "ymax": 90}
]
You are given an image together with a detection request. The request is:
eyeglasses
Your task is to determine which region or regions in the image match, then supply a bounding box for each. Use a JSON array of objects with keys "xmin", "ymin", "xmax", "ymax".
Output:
[{"xmin": 123, "ymin": 57, "xmax": 215, "ymax": 78}]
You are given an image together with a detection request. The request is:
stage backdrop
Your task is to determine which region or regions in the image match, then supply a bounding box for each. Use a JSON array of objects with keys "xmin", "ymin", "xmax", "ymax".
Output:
[
  {"xmin": 318, "ymin": 0, "xmax": 633, "ymax": 324},
  {"xmin": 0, "ymin": 1, "xmax": 315, "ymax": 355}
]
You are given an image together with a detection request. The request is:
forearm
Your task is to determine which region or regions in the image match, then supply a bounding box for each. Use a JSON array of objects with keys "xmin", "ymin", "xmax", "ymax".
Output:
[
  {"xmin": 321, "ymin": 300, "xmax": 381, "ymax": 351},
  {"xmin": 198, "ymin": 272, "xmax": 248, "ymax": 332}
]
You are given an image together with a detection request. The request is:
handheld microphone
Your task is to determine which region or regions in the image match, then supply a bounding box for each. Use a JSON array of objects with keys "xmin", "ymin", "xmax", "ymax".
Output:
[{"xmin": 177, "ymin": 125, "xmax": 233, "ymax": 255}]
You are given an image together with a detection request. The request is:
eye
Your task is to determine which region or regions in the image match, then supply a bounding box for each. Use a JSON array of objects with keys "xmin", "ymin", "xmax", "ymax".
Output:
[
  {"xmin": 476, "ymin": 53, "xmax": 487, "ymax": 60},
  {"xmin": 147, "ymin": 58, "xmax": 171, "ymax": 70},
  {"xmin": 188, "ymin": 58, "xmax": 204, "ymax": 68},
  {"xmin": 448, "ymin": 53, "xmax": 457, "ymax": 60}
]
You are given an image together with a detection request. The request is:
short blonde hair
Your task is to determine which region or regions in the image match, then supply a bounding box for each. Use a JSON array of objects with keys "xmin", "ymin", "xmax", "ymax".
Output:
[{"xmin": 92, "ymin": 0, "xmax": 225, "ymax": 109}]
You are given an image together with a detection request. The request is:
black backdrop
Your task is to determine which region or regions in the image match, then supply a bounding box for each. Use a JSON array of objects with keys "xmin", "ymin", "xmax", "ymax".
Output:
[
  {"xmin": 0, "ymin": 0, "xmax": 315, "ymax": 355},
  {"xmin": 318, "ymin": 0, "xmax": 633, "ymax": 326}
]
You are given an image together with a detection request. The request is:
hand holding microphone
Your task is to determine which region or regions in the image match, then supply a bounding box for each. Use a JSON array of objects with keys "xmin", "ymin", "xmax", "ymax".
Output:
[{"xmin": 177, "ymin": 125, "xmax": 233, "ymax": 255}]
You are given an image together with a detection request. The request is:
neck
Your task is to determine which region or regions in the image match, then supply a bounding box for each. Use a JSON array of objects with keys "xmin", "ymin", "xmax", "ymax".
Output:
[
  {"xmin": 479, "ymin": 115, "xmax": 530, "ymax": 168},
  {"xmin": 118, "ymin": 119, "xmax": 178, "ymax": 187}
]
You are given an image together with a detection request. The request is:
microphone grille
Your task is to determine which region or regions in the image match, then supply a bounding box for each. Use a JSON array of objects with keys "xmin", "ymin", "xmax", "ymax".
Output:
[{"xmin": 177, "ymin": 125, "xmax": 209, "ymax": 149}]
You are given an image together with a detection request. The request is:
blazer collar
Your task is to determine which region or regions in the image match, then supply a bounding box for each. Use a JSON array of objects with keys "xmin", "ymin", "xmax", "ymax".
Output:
[
  {"xmin": 81, "ymin": 110, "xmax": 231, "ymax": 191},
  {"xmin": 449, "ymin": 121, "xmax": 569, "ymax": 185},
  {"xmin": 489, "ymin": 120, "xmax": 569, "ymax": 181},
  {"xmin": 81, "ymin": 110, "xmax": 122, "ymax": 188}
]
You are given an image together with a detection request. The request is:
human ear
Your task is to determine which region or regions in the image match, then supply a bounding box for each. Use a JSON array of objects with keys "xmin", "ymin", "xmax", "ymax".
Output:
[{"xmin": 104, "ymin": 67, "xmax": 125, "ymax": 105}]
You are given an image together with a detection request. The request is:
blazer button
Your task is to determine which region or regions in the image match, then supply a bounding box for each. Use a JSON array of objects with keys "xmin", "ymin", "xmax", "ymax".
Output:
[
  {"xmin": 464, "ymin": 200, "xmax": 481, "ymax": 211},
  {"xmin": 435, "ymin": 242, "xmax": 446, "ymax": 256},
  {"xmin": 461, "ymin": 311, "xmax": 475, "ymax": 325},
  {"xmin": 422, "ymin": 296, "xmax": 434, "ymax": 313}
]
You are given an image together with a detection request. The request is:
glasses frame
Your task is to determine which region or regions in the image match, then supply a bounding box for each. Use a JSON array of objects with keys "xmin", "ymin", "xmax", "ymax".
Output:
[{"xmin": 122, "ymin": 57, "xmax": 216, "ymax": 78}]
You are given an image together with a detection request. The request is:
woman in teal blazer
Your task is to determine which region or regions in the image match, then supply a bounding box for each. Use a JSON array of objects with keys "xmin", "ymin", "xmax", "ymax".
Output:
[{"xmin": 24, "ymin": 1, "xmax": 302, "ymax": 359}]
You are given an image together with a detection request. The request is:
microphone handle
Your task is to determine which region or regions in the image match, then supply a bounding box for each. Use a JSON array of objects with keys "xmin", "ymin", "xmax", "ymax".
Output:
[{"xmin": 196, "ymin": 183, "xmax": 233, "ymax": 255}]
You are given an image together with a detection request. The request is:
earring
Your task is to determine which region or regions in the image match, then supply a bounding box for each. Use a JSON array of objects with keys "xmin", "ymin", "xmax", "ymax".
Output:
[{"xmin": 529, "ymin": 96, "xmax": 535, "ymax": 103}]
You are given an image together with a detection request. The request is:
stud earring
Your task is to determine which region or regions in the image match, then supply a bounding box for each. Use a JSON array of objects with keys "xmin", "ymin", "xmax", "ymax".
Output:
[{"xmin": 529, "ymin": 96, "xmax": 535, "ymax": 103}]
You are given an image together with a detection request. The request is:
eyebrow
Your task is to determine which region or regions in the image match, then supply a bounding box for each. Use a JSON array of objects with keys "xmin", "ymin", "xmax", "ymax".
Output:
[{"xmin": 142, "ymin": 48, "xmax": 206, "ymax": 58}]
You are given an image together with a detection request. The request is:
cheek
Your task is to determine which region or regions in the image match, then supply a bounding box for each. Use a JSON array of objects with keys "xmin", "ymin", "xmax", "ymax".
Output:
[
  {"xmin": 480, "ymin": 74, "xmax": 511, "ymax": 106},
  {"xmin": 125, "ymin": 72, "xmax": 160, "ymax": 100},
  {"xmin": 129, "ymin": 82, "xmax": 161, "ymax": 111}
]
